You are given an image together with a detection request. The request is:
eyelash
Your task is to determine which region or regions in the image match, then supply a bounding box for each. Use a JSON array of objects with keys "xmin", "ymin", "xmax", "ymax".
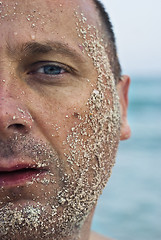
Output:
[
  {"xmin": 36, "ymin": 65, "xmax": 66, "ymax": 75},
  {"xmin": 28, "ymin": 61, "xmax": 72, "ymax": 76}
]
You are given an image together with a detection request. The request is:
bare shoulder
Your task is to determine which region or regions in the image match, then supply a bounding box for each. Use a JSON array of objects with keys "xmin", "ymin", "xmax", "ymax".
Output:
[{"xmin": 90, "ymin": 231, "xmax": 114, "ymax": 240}]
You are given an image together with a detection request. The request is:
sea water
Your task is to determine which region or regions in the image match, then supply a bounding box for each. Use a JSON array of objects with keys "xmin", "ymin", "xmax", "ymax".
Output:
[{"xmin": 92, "ymin": 75, "xmax": 161, "ymax": 240}]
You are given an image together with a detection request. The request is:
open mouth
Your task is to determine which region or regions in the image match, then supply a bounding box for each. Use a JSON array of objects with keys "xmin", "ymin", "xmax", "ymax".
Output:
[{"xmin": 0, "ymin": 167, "xmax": 46, "ymax": 187}]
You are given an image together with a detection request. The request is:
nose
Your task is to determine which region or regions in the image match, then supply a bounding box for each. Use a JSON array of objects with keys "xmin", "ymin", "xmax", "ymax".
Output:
[{"xmin": 0, "ymin": 97, "xmax": 33, "ymax": 138}]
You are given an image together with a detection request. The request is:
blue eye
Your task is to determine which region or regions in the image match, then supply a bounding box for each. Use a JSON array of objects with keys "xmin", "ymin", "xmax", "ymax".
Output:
[{"xmin": 37, "ymin": 65, "xmax": 65, "ymax": 75}]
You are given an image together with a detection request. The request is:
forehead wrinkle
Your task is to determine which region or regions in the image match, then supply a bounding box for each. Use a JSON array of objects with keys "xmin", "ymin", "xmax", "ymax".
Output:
[{"xmin": 6, "ymin": 40, "xmax": 87, "ymax": 63}]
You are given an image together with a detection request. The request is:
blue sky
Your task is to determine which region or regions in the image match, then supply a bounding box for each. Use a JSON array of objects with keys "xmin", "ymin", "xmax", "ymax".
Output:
[{"xmin": 101, "ymin": 0, "xmax": 161, "ymax": 76}]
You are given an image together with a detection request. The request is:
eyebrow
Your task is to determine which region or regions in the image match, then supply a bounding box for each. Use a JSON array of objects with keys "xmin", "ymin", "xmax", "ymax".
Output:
[{"xmin": 7, "ymin": 41, "xmax": 86, "ymax": 63}]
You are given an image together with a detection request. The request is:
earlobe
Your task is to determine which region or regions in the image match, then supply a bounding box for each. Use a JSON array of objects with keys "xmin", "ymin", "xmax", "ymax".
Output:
[{"xmin": 117, "ymin": 75, "xmax": 131, "ymax": 140}]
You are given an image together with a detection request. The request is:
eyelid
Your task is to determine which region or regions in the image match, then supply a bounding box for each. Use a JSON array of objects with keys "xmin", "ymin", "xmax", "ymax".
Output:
[{"xmin": 27, "ymin": 61, "xmax": 76, "ymax": 75}]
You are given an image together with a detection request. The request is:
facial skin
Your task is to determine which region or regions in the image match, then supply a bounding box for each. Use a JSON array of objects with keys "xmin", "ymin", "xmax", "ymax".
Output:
[{"xmin": 0, "ymin": 0, "xmax": 130, "ymax": 240}]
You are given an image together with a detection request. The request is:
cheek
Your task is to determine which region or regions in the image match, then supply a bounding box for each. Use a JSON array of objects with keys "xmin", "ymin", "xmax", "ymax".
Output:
[
  {"xmin": 28, "ymin": 78, "xmax": 120, "ymax": 200},
  {"xmin": 29, "ymin": 83, "xmax": 94, "ymax": 152},
  {"xmin": 61, "ymin": 88, "xmax": 120, "ymax": 186},
  {"xmin": 30, "ymin": 98, "xmax": 88, "ymax": 159}
]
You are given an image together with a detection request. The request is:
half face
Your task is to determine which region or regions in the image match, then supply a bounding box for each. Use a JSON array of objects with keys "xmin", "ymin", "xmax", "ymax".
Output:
[{"xmin": 0, "ymin": 0, "xmax": 121, "ymax": 239}]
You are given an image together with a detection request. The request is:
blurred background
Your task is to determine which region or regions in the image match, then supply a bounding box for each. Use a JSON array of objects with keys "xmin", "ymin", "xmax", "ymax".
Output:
[{"xmin": 92, "ymin": 0, "xmax": 161, "ymax": 239}]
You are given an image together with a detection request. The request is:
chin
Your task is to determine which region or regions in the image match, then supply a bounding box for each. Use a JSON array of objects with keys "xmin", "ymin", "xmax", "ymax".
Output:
[{"xmin": 0, "ymin": 201, "xmax": 56, "ymax": 240}]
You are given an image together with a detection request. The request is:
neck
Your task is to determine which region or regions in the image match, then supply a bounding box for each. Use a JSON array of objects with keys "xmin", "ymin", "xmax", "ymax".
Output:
[
  {"xmin": 63, "ymin": 206, "xmax": 95, "ymax": 240},
  {"xmin": 78, "ymin": 206, "xmax": 95, "ymax": 240}
]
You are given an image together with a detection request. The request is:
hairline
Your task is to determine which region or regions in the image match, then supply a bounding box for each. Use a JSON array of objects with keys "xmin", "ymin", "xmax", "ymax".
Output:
[{"xmin": 92, "ymin": 0, "xmax": 122, "ymax": 84}]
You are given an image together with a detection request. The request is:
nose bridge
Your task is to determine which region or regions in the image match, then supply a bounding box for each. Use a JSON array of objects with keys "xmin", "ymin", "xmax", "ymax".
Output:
[{"xmin": 0, "ymin": 45, "xmax": 33, "ymax": 137}]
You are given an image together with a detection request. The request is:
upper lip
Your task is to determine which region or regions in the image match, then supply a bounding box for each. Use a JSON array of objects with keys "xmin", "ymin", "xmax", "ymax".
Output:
[
  {"xmin": 0, "ymin": 158, "xmax": 47, "ymax": 173},
  {"xmin": 0, "ymin": 164, "xmax": 42, "ymax": 172}
]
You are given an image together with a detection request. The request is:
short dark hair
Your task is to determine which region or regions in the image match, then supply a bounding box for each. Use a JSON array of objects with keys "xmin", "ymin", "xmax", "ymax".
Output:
[{"xmin": 93, "ymin": 0, "xmax": 121, "ymax": 83}]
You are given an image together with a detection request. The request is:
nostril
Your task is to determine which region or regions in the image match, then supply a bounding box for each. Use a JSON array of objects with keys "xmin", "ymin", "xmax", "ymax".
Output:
[
  {"xmin": 0, "ymin": 101, "xmax": 33, "ymax": 137},
  {"xmin": 8, "ymin": 124, "xmax": 26, "ymax": 131},
  {"xmin": 13, "ymin": 124, "xmax": 25, "ymax": 130}
]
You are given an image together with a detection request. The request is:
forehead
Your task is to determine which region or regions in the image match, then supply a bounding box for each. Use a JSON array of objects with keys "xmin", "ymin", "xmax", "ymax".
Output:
[
  {"xmin": 0, "ymin": 0, "xmax": 98, "ymax": 29},
  {"xmin": 0, "ymin": 0, "xmax": 101, "ymax": 52}
]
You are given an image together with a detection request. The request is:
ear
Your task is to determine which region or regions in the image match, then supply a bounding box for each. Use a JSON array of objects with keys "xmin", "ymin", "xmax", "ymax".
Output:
[{"xmin": 117, "ymin": 75, "xmax": 131, "ymax": 140}]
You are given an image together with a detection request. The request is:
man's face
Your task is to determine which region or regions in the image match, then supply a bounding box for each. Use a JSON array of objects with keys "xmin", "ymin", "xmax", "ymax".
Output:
[{"xmin": 0, "ymin": 0, "xmax": 121, "ymax": 239}]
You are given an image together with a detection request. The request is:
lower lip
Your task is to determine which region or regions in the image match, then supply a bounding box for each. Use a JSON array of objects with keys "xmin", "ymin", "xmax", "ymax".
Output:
[{"xmin": 0, "ymin": 169, "xmax": 46, "ymax": 187}]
